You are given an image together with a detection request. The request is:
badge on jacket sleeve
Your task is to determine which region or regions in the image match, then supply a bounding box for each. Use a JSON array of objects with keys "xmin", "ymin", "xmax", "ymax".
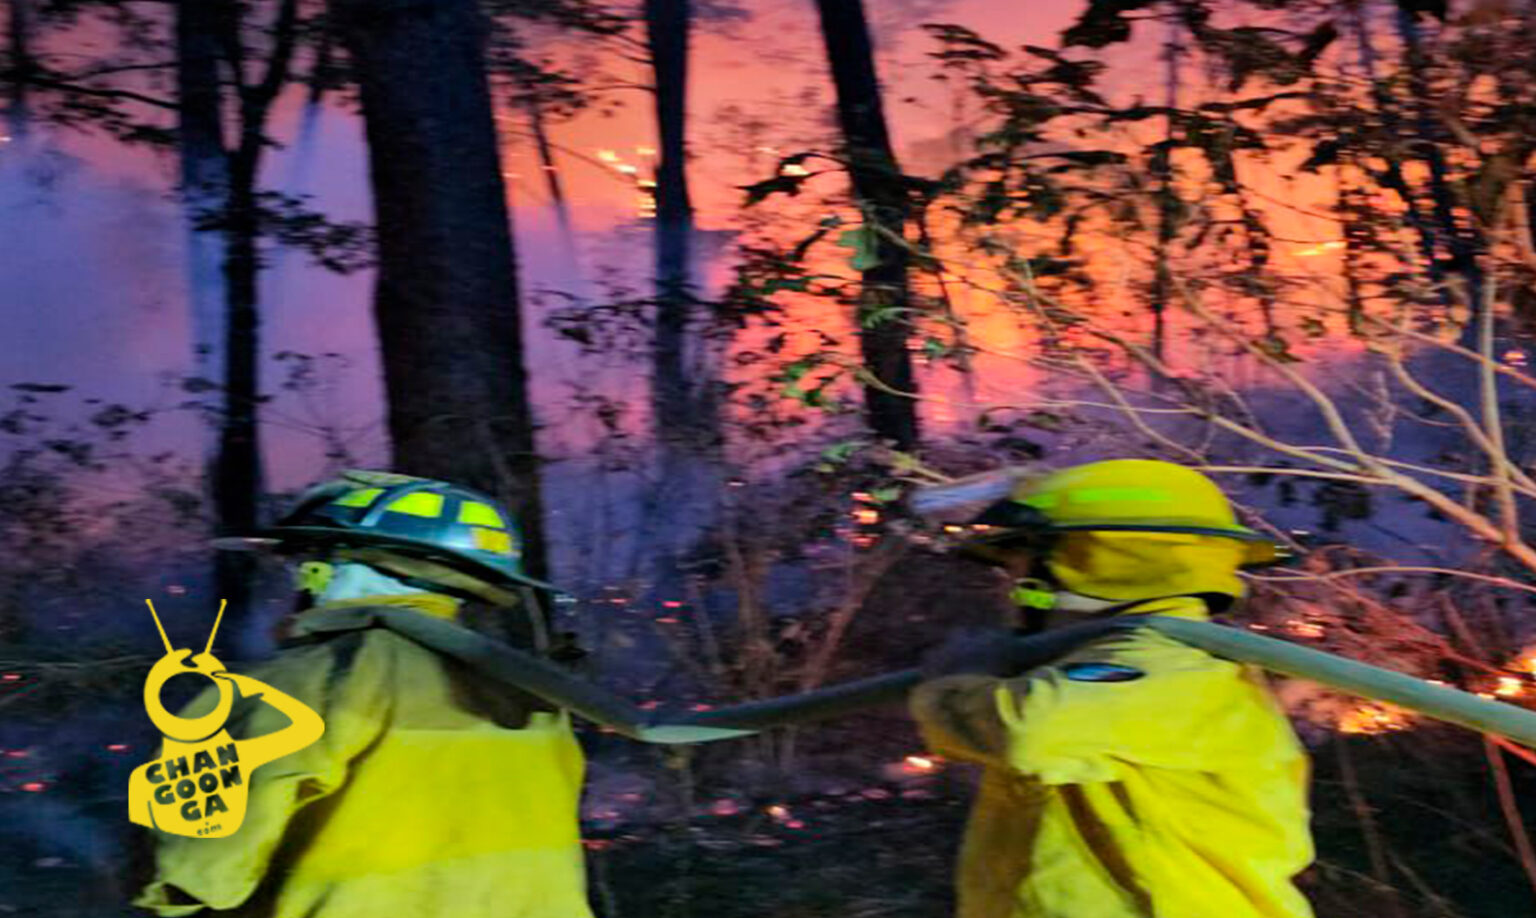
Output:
[{"xmin": 1062, "ymin": 662, "xmax": 1145, "ymax": 683}]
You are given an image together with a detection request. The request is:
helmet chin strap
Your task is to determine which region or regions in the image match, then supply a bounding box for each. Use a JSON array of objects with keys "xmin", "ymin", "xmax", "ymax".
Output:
[{"xmin": 1010, "ymin": 579, "xmax": 1135, "ymax": 614}]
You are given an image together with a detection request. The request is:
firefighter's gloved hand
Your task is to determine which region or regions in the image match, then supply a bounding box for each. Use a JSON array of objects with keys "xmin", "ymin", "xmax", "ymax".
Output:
[{"xmin": 921, "ymin": 616, "xmax": 1147, "ymax": 679}]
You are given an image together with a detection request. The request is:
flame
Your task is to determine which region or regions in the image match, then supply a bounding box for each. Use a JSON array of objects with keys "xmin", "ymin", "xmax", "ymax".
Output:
[
  {"xmin": 1284, "ymin": 620, "xmax": 1325, "ymax": 638},
  {"xmin": 1338, "ymin": 704, "xmax": 1410, "ymax": 735},
  {"xmin": 1496, "ymin": 677, "xmax": 1524, "ymax": 697}
]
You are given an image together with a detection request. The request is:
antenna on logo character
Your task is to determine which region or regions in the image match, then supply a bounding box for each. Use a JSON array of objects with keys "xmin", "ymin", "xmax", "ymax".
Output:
[
  {"xmin": 145, "ymin": 599, "xmax": 174, "ymax": 654},
  {"xmin": 143, "ymin": 598, "xmax": 228, "ymax": 657},
  {"xmin": 204, "ymin": 599, "xmax": 227, "ymax": 656}
]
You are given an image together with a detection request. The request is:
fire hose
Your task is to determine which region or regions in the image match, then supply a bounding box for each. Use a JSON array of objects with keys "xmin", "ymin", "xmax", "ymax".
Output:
[
  {"xmin": 297, "ymin": 466, "xmax": 1536, "ymax": 749},
  {"xmin": 301, "ymin": 604, "xmax": 1536, "ymax": 749}
]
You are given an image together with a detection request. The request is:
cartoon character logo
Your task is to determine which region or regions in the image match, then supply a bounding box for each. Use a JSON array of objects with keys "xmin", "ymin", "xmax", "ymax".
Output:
[{"xmin": 128, "ymin": 600, "xmax": 324, "ymax": 838}]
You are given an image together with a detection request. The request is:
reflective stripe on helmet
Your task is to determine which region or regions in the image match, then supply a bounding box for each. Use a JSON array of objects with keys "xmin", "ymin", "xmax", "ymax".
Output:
[
  {"xmin": 458, "ymin": 502, "xmax": 505, "ymax": 527},
  {"xmin": 384, "ymin": 492, "xmax": 445, "ymax": 518},
  {"xmin": 333, "ymin": 487, "xmax": 383, "ymax": 508}
]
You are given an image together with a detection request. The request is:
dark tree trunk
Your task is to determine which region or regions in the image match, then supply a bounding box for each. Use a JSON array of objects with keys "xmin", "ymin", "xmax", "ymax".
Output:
[
  {"xmin": 213, "ymin": 154, "xmax": 263, "ymax": 631},
  {"xmin": 1151, "ymin": 12, "xmax": 1180, "ymax": 362},
  {"xmin": 812, "ymin": 0, "xmax": 918, "ymax": 450},
  {"xmin": 176, "ymin": 0, "xmax": 243, "ymax": 636},
  {"xmin": 192, "ymin": 0, "xmax": 296, "ymax": 642},
  {"xmin": 1351, "ymin": 2, "xmax": 1461, "ymax": 310},
  {"xmin": 644, "ymin": 0, "xmax": 713, "ymax": 451},
  {"xmin": 1393, "ymin": 6, "xmax": 1485, "ymax": 315},
  {"xmin": 333, "ymin": 0, "xmax": 548, "ymax": 577},
  {"xmin": 176, "ymin": 0, "xmax": 230, "ymax": 387},
  {"xmin": 525, "ymin": 94, "xmax": 573, "ymax": 239},
  {"xmin": 6, "ymin": 0, "xmax": 33, "ymax": 139}
]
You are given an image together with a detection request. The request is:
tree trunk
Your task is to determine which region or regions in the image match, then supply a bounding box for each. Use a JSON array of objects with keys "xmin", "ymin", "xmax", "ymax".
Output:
[
  {"xmin": 812, "ymin": 0, "xmax": 918, "ymax": 450},
  {"xmin": 333, "ymin": 0, "xmax": 548, "ymax": 577},
  {"xmin": 213, "ymin": 155, "xmax": 263, "ymax": 636},
  {"xmin": 176, "ymin": 0, "xmax": 231, "ymax": 392},
  {"xmin": 525, "ymin": 94, "xmax": 573, "ymax": 240},
  {"xmin": 1392, "ymin": 7, "xmax": 1485, "ymax": 315},
  {"xmin": 1151, "ymin": 11, "xmax": 1180, "ymax": 362},
  {"xmin": 5, "ymin": 0, "xmax": 33, "ymax": 140},
  {"xmin": 644, "ymin": 0, "xmax": 715, "ymax": 453}
]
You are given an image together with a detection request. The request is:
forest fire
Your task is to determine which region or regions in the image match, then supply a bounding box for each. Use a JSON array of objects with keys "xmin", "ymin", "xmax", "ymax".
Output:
[{"xmin": 4, "ymin": 0, "xmax": 1536, "ymax": 913}]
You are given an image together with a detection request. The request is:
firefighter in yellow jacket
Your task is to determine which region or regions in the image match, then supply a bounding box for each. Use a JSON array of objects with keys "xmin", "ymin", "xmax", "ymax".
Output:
[
  {"xmin": 135, "ymin": 470, "xmax": 593, "ymax": 918},
  {"xmin": 911, "ymin": 459, "xmax": 1315, "ymax": 918}
]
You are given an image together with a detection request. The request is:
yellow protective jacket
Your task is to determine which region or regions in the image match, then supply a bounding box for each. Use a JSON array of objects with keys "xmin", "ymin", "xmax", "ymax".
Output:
[
  {"xmin": 135, "ymin": 598, "xmax": 593, "ymax": 918},
  {"xmin": 910, "ymin": 598, "xmax": 1314, "ymax": 918}
]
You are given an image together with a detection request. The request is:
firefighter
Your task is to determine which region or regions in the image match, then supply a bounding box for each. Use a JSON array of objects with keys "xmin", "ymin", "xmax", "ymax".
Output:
[
  {"xmin": 135, "ymin": 470, "xmax": 594, "ymax": 918},
  {"xmin": 911, "ymin": 459, "xmax": 1315, "ymax": 918}
]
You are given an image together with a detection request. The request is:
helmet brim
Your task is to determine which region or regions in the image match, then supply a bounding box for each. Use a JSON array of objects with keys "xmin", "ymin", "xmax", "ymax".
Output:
[{"xmin": 212, "ymin": 526, "xmax": 568, "ymax": 594}]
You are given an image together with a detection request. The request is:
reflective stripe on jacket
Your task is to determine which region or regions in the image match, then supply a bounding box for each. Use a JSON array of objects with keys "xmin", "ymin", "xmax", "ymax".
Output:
[{"xmin": 910, "ymin": 599, "xmax": 1315, "ymax": 918}]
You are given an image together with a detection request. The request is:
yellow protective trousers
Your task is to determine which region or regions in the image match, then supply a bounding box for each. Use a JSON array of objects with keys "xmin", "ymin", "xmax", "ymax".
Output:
[
  {"xmin": 911, "ymin": 598, "xmax": 1315, "ymax": 918},
  {"xmin": 135, "ymin": 600, "xmax": 593, "ymax": 918}
]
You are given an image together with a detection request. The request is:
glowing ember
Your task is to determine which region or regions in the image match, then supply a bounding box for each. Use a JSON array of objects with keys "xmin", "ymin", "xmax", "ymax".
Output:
[
  {"xmin": 662, "ymin": 601, "xmax": 683, "ymax": 609},
  {"xmin": 780, "ymin": 164, "xmax": 810, "ymax": 177},
  {"xmin": 903, "ymin": 755, "xmax": 938, "ymax": 772},
  {"xmin": 596, "ymin": 150, "xmax": 619, "ymax": 163},
  {"xmin": 615, "ymin": 164, "xmax": 638, "ymax": 175},
  {"xmin": 19, "ymin": 782, "xmax": 45, "ymax": 793},
  {"xmin": 1338, "ymin": 704, "xmax": 1411, "ymax": 735},
  {"xmin": 710, "ymin": 799, "xmax": 741, "ymax": 816},
  {"xmin": 1284, "ymin": 620, "xmax": 1325, "ymax": 638},
  {"xmin": 1, "ymin": 673, "xmax": 21, "ymax": 682},
  {"xmin": 854, "ymin": 508, "xmax": 880, "ymax": 525},
  {"xmin": 106, "ymin": 744, "xmax": 129, "ymax": 752},
  {"xmin": 1496, "ymin": 677, "xmax": 1524, "ymax": 697},
  {"xmin": 767, "ymin": 804, "xmax": 790, "ymax": 820},
  {"xmin": 655, "ymin": 616, "xmax": 680, "ymax": 624},
  {"xmin": 690, "ymin": 703, "xmax": 713, "ymax": 711}
]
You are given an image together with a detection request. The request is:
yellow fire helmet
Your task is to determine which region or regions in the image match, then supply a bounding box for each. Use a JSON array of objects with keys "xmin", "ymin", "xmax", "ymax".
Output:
[
  {"xmin": 213, "ymin": 470, "xmax": 562, "ymax": 597},
  {"xmin": 962, "ymin": 459, "xmax": 1291, "ymax": 604}
]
